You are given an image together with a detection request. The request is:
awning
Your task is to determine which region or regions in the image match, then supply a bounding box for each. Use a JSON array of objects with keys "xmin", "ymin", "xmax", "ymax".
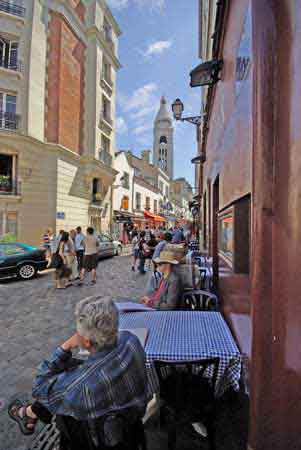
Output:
[{"xmin": 144, "ymin": 210, "xmax": 166, "ymax": 223}]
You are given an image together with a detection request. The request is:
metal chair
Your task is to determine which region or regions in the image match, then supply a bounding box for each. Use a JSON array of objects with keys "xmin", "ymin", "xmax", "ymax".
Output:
[
  {"xmin": 182, "ymin": 289, "xmax": 219, "ymax": 311},
  {"xmin": 27, "ymin": 412, "xmax": 146, "ymax": 450},
  {"xmin": 154, "ymin": 358, "xmax": 220, "ymax": 450}
]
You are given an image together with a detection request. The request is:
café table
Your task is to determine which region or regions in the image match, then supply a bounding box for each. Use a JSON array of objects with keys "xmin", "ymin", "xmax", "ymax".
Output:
[{"xmin": 119, "ymin": 310, "xmax": 242, "ymax": 398}]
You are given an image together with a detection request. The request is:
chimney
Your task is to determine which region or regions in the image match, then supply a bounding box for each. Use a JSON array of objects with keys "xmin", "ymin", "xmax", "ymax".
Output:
[{"xmin": 141, "ymin": 149, "xmax": 151, "ymax": 163}]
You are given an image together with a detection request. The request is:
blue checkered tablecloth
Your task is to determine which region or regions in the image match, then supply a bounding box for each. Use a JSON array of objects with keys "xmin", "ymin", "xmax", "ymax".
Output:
[{"xmin": 119, "ymin": 311, "xmax": 242, "ymax": 397}]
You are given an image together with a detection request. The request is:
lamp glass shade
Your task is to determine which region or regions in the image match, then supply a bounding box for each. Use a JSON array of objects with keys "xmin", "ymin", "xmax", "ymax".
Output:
[{"xmin": 172, "ymin": 98, "xmax": 184, "ymax": 120}]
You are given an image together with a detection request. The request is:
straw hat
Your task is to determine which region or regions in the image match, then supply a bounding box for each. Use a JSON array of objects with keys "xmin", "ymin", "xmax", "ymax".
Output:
[
  {"xmin": 164, "ymin": 243, "xmax": 187, "ymax": 262},
  {"xmin": 153, "ymin": 248, "xmax": 180, "ymax": 265}
]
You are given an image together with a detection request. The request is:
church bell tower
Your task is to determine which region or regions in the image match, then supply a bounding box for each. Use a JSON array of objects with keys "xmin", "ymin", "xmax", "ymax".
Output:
[{"xmin": 153, "ymin": 96, "xmax": 174, "ymax": 179}]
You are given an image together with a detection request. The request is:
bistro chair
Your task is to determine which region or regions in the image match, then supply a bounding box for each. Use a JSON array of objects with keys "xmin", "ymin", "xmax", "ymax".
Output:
[
  {"xmin": 182, "ymin": 289, "xmax": 219, "ymax": 311},
  {"xmin": 154, "ymin": 358, "xmax": 220, "ymax": 450},
  {"xmin": 27, "ymin": 412, "xmax": 146, "ymax": 450}
]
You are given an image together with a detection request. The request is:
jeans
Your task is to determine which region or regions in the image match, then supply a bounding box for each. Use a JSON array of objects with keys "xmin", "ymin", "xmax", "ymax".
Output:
[
  {"xmin": 138, "ymin": 256, "xmax": 146, "ymax": 273},
  {"xmin": 76, "ymin": 250, "xmax": 84, "ymax": 271}
]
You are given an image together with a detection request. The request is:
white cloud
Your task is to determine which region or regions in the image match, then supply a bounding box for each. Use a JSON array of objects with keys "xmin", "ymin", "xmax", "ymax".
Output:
[
  {"xmin": 133, "ymin": 123, "xmax": 153, "ymax": 135},
  {"xmin": 116, "ymin": 117, "xmax": 128, "ymax": 134},
  {"xmin": 123, "ymin": 83, "xmax": 157, "ymax": 112},
  {"xmin": 107, "ymin": 0, "xmax": 129, "ymax": 9},
  {"xmin": 130, "ymin": 104, "xmax": 158, "ymax": 120},
  {"xmin": 108, "ymin": 0, "xmax": 165, "ymax": 11},
  {"xmin": 145, "ymin": 40, "xmax": 172, "ymax": 57}
]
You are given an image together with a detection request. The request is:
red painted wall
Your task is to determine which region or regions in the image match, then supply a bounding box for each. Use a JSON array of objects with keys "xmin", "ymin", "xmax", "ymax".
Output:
[
  {"xmin": 46, "ymin": 13, "xmax": 86, "ymax": 155},
  {"xmin": 202, "ymin": 0, "xmax": 252, "ymax": 385}
]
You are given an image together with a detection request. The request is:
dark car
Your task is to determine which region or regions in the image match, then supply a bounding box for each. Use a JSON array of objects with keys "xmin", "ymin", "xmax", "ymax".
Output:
[{"xmin": 0, "ymin": 243, "xmax": 48, "ymax": 280}]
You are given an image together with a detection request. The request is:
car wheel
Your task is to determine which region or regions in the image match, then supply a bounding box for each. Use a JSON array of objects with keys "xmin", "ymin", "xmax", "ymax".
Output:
[
  {"xmin": 116, "ymin": 245, "xmax": 122, "ymax": 256},
  {"xmin": 18, "ymin": 263, "xmax": 37, "ymax": 280}
]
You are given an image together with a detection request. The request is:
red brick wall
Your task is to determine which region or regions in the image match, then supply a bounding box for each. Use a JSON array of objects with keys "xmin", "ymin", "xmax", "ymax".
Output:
[
  {"xmin": 46, "ymin": 12, "xmax": 86, "ymax": 155},
  {"xmin": 69, "ymin": 0, "xmax": 86, "ymax": 24}
]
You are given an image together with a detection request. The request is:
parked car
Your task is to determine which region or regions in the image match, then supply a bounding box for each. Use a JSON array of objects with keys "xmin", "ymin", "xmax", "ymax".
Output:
[
  {"xmin": 104, "ymin": 234, "xmax": 123, "ymax": 256},
  {"xmin": 96, "ymin": 234, "xmax": 123, "ymax": 259},
  {"xmin": 96, "ymin": 234, "xmax": 116, "ymax": 259},
  {"xmin": 0, "ymin": 243, "xmax": 48, "ymax": 280}
]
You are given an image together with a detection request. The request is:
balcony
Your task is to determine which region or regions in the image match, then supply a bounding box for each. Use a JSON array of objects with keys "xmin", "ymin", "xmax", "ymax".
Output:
[
  {"xmin": 0, "ymin": 112, "xmax": 20, "ymax": 131},
  {"xmin": 0, "ymin": 176, "xmax": 20, "ymax": 196},
  {"xmin": 100, "ymin": 112, "xmax": 113, "ymax": 129},
  {"xmin": 99, "ymin": 149, "xmax": 112, "ymax": 167},
  {"xmin": 0, "ymin": 0, "xmax": 25, "ymax": 17},
  {"xmin": 0, "ymin": 59, "xmax": 22, "ymax": 73}
]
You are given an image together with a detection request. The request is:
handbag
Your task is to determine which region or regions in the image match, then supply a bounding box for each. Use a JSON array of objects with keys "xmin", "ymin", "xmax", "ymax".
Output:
[{"xmin": 50, "ymin": 251, "xmax": 63, "ymax": 269}]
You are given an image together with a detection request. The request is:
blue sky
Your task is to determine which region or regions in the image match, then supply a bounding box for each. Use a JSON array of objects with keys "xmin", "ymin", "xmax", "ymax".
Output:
[{"xmin": 107, "ymin": 0, "xmax": 201, "ymax": 185}]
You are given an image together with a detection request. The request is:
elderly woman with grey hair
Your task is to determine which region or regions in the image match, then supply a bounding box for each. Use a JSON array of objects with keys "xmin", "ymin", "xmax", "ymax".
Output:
[{"xmin": 8, "ymin": 297, "xmax": 149, "ymax": 439}]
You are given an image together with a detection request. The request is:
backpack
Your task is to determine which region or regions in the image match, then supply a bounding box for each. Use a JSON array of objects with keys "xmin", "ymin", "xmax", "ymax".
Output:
[{"xmin": 50, "ymin": 242, "xmax": 64, "ymax": 268}]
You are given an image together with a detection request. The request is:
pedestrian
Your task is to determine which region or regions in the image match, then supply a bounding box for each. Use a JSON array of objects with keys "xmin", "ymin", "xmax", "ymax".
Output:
[
  {"xmin": 137, "ymin": 231, "xmax": 149, "ymax": 274},
  {"xmin": 68, "ymin": 230, "xmax": 79, "ymax": 281},
  {"xmin": 144, "ymin": 225, "xmax": 151, "ymax": 242},
  {"xmin": 74, "ymin": 226, "xmax": 85, "ymax": 271},
  {"xmin": 54, "ymin": 232, "xmax": 72, "ymax": 290},
  {"xmin": 42, "ymin": 229, "xmax": 53, "ymax": 266},
  {"xmin": 131, "ymin": 234, "xmax": 139, "ymax": 271},
  {"xmin": 172, "ymin": 225, "xmax": 184, "ymax": 243},
  {"xmin": 79, "ymin": 227, "xmax": 100, "ymax": 285}
]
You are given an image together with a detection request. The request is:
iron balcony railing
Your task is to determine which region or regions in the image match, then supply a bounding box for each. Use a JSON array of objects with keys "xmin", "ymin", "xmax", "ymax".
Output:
[
  {"xmin": 99, "ymin": 149, "xmax": 112, "ymax": 167},
  {"xmin": 0, "ymin": 179, "xmax": 21, "ymax": 196},
  {"xmin": 100, "ymin": 112, "xmax": 113, "ymax": 127},
  {"xmin": 0, "ymin": 0, "xmax": 26, "ymax": 17},
  {"xmin": 0, "ymin": 59, "xmax": 22, "ymax": 72},
  {"xmin": 0, "ymin": 112, "xmax": 20, "ymax": 131}
]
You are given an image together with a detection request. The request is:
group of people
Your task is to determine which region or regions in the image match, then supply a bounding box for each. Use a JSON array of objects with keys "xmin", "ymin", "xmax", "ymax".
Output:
[
  {"xmin": 7, "ymin": 225, "xmax": 197, "ymax": 444},
  {"xmin": 43, "ymin": 227, "xmax": 100, "ymax": 289},
  {"xmin": 133, "ymin": 225, "xmax": 195, "ymax": 310}
]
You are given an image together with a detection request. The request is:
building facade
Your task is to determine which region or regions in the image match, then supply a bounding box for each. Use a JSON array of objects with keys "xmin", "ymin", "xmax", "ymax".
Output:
[
  {"xmin": 195, "ymin": 1, "xmax": 301, "ymax": 449},
  {"xmin": 0, "ymin": 0, "xmax": 120, "ymax": 245}
]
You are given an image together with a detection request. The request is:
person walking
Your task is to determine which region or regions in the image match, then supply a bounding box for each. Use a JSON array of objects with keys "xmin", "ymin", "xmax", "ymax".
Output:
[
  {"xmin": 137, "ymin": 231, "xmax": 152, "ymax": 274},
  {"xmin": 79, "ymin": 227, "xmax": 100, "ymax": 285},
  {"xmin": 131, "ymin": 234, "xmax": 139, "ymax": 271},
  {"xmin": 54, "ymin": 232, "xmax": 72, "ymax": 290},
  {"xmin": 68, "ymin": 230, "xmax": 79, "ymax": 281},
  {"xmin": 74, "ymin": 226, "xmax": 85, "ymax": 272},
  {"xmin": 42, "ymin": 229, "xmax": 53, "ymax": 266}
]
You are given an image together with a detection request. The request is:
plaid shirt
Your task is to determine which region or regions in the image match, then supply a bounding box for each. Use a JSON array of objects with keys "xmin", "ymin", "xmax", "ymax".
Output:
[{"xmin": 32, "ymin": 331, "xmax": 149, "ymax": 421}]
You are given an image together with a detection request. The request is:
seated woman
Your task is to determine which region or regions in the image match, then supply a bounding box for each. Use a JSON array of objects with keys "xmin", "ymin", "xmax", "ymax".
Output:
[
  {"xmin": 140, "ymin": 249, "xmax": 183, "ymax": 310},
  {"xmin": 8, "ymin": 297, "xmax": 148, "ymax": 439}
]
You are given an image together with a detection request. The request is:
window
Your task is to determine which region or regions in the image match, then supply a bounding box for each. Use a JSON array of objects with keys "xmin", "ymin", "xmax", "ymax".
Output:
[
  {"xmin": 159, "ymin": 136, "xmax": 167, "ymax": 144},
  {"xmin": 0, "ymin": 243, "xmax": 24, "ymax": 255},
  {"xmin": 159, "ymin": 181, "xmax": 164, "ymax": 193},
  {"xmin": 154, "ymin": 199, "xmax": 158, "ymax": 213},
  {"xmin": 218, "ymin": 195, "xmax": 250, "ymax": 273},
  {"xmin": 165, "ymin": 185, "xmax": 169, "ymax": 198},
  {"xmin": 121, "ymin": 172, "xmax": 129, "ymax": 189},
  {"xmin": 102, "ymin": 96, "xmax": 111, "ymax": 124},
  {"xmin": 0, "ymin": 212, "xmax": 18, "ymax": 241},
  {"xmin": 136, "ymin": 192, "xmax": 141, "ymax": 210},
  {"xmin": 0, "ymin": 93, "xmax": 17, "ymax": 130},
  {"xmin": 92, "ymin": 178, "xmax": 102, "ymax": 203},
  {"xmin": 0, "ymin": 37, "xmax": 19, "ymax": 70},
  {"xmin": 0, "ymin": 154, "xmax": 13, "ymax": 193},
  {"xmin": 104, "ymin": 18, "xmax": 113, "ymax": 42},
  {"xmin": 99, "ymin": 135, "xmax": 112, "ymax": 166},
  {"xmin": 134, "ymin": 168, "xmax": 141, "ymax": 178},
  {"xmin": 145, "ymin": 196, "xmax": 150, "ymax": 211},
  {"xmin": 102, "ymin": 57, "xmax": 112, "ymax": 85},
  {"xmin": 121, "ymin": 196, "xmax": 129, "ymax": 210}
]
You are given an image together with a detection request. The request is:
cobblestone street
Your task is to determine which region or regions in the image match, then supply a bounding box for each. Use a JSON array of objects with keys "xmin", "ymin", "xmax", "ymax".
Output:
[{"xmin": 0, "ymin": 255, "xmax": 149, "ymax": 450}]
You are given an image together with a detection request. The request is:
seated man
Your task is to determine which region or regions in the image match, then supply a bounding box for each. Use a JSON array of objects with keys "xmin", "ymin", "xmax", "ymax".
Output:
[
  {"xmin": 141, "ymin": 249, "xmax": 183, "ymax": 310},
  {"xmin": 8, "ymin": 297, "xmax": 149, "ymax": 436}
]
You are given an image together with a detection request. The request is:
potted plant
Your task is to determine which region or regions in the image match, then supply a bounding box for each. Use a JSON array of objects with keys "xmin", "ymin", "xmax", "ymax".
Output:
[{"xmin": 0, "ymin": 175, "xmax": 11, "ymax": 192}]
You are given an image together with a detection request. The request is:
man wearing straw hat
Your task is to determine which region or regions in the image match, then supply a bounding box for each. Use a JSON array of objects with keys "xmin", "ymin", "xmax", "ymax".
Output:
[{"xmin": 140, "ymin": 248, "xmax": 183, "ymax": 310}]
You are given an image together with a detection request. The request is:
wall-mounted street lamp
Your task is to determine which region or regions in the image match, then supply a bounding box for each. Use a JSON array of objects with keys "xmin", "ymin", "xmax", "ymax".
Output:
[
  {"xmin": 190, "ymin": 59, "xmax": 223, "ymax": 88},
  {"xmin": 171, "ymin": 98, "xmax": 205, "ymax": 126}
]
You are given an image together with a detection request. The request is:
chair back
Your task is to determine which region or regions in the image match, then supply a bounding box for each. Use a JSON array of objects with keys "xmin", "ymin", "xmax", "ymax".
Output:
[
  {"xmin": 154, "ymin": 358, "xmax": 220, "ymax": 413},
  {"xmin": 56, "ymin": 411, "xmax": 146, "ymax": 450},
  {"xmin": 182, "ymin": 289, "xmax": 219, "ymax": 311}
]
